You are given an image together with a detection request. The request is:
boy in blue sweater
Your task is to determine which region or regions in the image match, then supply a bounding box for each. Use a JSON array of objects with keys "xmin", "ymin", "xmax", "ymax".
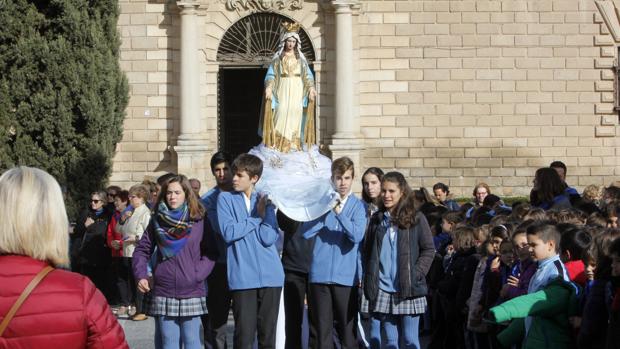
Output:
[
  {"xmin": 301, "ymin": 157, "xmax": 368, "ymax": 349},
  {"xmin": 217, "ymin": 153, "xmax": 284, "ymax": 349}
]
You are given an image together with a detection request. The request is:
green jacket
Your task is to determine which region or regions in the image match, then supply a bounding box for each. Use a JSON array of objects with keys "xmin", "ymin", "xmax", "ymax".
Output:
[{"xmin": 490, "ymin": 277, "xmax": 579, "ymax": 349}]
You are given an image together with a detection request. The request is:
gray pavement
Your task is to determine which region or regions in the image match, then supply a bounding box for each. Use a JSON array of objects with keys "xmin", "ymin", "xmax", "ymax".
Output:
[
  {"xmin": 118, "ymin": 314, "xmax": 430, "ymax": 348},
  {"xmin": 118, "ymin": 317, "xmax": 158, "ymax": 349},
  {"xmin": 118, "ymin": 313, "xmax": 235, "ymax": 349}
]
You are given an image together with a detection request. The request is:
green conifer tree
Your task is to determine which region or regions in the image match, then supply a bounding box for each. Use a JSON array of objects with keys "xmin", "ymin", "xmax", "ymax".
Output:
[{"xmin": 0, "ymin": 0, "xmax": 128, "ymax": 219}]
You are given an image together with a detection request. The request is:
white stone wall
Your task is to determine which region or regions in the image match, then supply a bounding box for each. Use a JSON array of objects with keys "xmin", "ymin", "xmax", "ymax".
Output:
[
  {"xmin": 113, "ymin": 0, "xmax": 619, "ymax": 196},
  {"xmin": 357, "ymin": 0, "xmax": 619, "ymax": 196}
]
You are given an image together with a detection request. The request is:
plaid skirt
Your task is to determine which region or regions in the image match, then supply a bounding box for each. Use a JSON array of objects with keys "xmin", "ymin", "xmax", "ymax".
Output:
[
  {"xmin": 147, "ymin": 295, "xmax": 208, "ymax": 317},
  {"xmin": 361, "ymin": 289, "xmax": 427, "ymax": 315}
]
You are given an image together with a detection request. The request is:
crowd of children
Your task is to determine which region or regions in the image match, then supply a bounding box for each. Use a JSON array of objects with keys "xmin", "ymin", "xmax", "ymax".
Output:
[
  {"xmin": 71, "ymin": 154, "xmax": 620, "ymax": 349},
  {"xmin": 419, "ymin": 163, "xmax": 620, "ymax": 349}
]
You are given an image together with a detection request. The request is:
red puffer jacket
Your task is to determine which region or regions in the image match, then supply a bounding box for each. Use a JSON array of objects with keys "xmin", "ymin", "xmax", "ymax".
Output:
[{"xmin": 0, "ymin": 255, "xmax": 129, "ymax": 349}]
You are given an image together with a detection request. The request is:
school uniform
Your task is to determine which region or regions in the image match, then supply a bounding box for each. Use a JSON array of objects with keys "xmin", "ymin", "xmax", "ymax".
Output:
[
  {"xmin": 279, "ymin": 210, "xmax": 314, "ymax": 349},
  {"xmin": 201, "ymin": 187, "xmax": 232, "ymax": 349},
  {"xmin": 300, "ymin": 193, "xmax": 367, "ymax": 349},
  {"xmin": 217, "ymin": 190, "xmax": 284, "ymax": 349},
  {"xmin": 442, "ymin": 199, "xmax": 460, "ymax": 212},
  {"xmin": 362, "ymin": 212, "xmax": 435, "ymax": 349}
]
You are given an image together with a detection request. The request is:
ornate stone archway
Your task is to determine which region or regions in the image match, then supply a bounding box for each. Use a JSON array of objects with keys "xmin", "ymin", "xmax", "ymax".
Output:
[
  {"xmin": 172, "ymin": 0, "xmax": 363, "ymax": 181},
  {"xmin": 216, "ymin": 12, "xmax": 316, "ymax": 66}
]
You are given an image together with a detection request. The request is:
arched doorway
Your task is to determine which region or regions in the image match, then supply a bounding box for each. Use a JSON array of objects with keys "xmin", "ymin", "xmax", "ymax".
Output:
[{"xmin": 217, "ymin": 13, "xmax": 316, "ymax": 157}]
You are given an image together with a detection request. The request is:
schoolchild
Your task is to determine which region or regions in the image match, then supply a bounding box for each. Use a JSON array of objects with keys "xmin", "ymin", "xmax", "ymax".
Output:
[
  {"xmin": 362, "ymin": 167, "xmax": 384, "ymax": 216},
  {"xmin": 480, "ymin": 240, "xmax": 514, "ymax": 310},
  {"xmin": 359, "ymin": 167, "xmax": 385, "ymax": 346},
  {"xmin": 201, "ymin": 151, "xmax": 233, "ymax": 349},
  {"xmin": 362, "ymin": 172, "xmax": 435, "ymax": 349},
  {"xmin": 574, "ymin": 230, "xmax": 616, "ymax": 349},
  {"xmin": 489, "ymin": 221, "xmax": 576, "ymax": 349},
  {"xmin": 500, "ymin": 225, "xmax": 537, "ymax": 301},
  {"xmin": 480, "ymin": 240, "xmax": 514, "ymax": 349},
  {"xmin": 434, "ymin": 225, "xmax": 480, "ymax": 349},
  {"xmin": 605, "ymin": 236, "xmax": 620, "ymax": 349},
  {"xmin": 466, "ymin": 240, "xmax": 494, "ymax": 349},
  {"xmin": 217, "ymin": 154, "xmax": 284, "ymax": 349},
  {"xmin": 559, "ymin": 226, "xmax": 592, "ymax": 287},
  {"xmin": 477, "ymin": 225, "xmax": 510, "ymax": 316},
  {"xmin": 132, "ymin": 175, "xmax": 214, "ymax": 349},
  {"xmin": 437, "ymin": 211, "xmax": 462, "ymax": 253},
  {"xmin": 300, "ymin": 157, "xmax": 367, "ymax": 349},
  {"xmin": 279, "ymin": 209, "xmax": 310, "ymax": 349}
]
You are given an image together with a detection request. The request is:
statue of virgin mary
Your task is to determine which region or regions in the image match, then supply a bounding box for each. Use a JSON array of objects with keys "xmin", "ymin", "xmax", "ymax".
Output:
[
  {"xmin": 249, "ymin": 22, "xmax": 337, "ymax": 222},
  {"xmin": 260, "ymin": 21, "xmax": 316, "ymax": 152}
]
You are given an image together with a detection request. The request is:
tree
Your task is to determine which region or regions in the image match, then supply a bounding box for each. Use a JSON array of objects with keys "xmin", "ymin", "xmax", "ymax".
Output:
[{"xmin": 0, "ymin": 0, "xmax": 128, "ymax": 219}]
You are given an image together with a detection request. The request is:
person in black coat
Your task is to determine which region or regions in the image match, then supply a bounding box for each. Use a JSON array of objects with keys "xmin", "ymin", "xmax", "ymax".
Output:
[
  {"xmin": 73, "ymin": 190, "xmax": 112, "ymax": 298},
  {"xmin": 279, "ymin": 210, "xmax": 315, "ymax": 349},
  {"xmin": 431, "ymin": 225, "xmax": 480, "ymax": 349}
]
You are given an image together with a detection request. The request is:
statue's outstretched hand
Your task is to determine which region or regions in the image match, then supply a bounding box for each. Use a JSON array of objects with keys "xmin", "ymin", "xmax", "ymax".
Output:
[{"xmin": 309, "ymin": 88, "xmax": 317, "ymax": 102}]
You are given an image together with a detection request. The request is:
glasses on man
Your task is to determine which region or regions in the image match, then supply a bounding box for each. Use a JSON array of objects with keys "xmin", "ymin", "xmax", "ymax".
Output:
[
  {"xmin": 91, "ymin": 199, "xmax": 102, "ymax": 203},
  {"xmin": 107, "ymin": 192, "xmax": 117, "ymax": 198}
]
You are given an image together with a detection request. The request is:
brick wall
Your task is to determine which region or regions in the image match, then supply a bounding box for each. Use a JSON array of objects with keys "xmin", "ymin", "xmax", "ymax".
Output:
[
  {"xmin": 358, "ymin": 0, "xmax": 619, "ymax": 197},
  {"xmin": 112, "ymin": 0, "xmax": 619, "ymax": 196},
  {"xmin": 113, "ymin": 1, "xmax": 178, "ymax": 187}
]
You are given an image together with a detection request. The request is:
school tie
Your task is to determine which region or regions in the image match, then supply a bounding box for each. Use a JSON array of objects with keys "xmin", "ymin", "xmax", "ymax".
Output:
[{"xmin": 334, "ymin": 200, "xmax": 343, "ymax": 215}]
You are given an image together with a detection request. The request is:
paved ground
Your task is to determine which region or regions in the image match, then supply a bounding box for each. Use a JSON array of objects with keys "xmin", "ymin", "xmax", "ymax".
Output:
[
  {"xmin": 118, "ymin": 313, "xmax": 234, "ymax": 349},
  {"xmin": 118, "ymin": 316, "xmax": 158, "ymax": 348},
  {"xmin": 118, "ymin": 313, "xmax": 430, "ymax": 349}
]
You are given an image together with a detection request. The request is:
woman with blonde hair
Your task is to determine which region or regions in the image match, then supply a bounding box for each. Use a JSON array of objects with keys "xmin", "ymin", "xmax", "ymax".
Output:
[
  {"xmin": 0, "ymin": 166, "xmax": 127, "ymax": 348},
  {"xmin": 115, "ymin": 184, "xmax": 151, "ymax": 320}
]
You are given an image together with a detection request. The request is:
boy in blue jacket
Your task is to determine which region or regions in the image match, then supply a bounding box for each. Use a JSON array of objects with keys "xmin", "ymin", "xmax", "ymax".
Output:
[
  {"xmin": 301, "ymin": 156, "xmax": 368, "ymax": 349},
  {"xmin": 217, "ymin": 153, "xmax": 284, "ymax": 349}
]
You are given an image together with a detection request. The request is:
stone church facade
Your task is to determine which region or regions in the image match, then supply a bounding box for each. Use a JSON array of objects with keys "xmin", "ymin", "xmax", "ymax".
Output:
[{"xmin": 113, "ymin": 0, "xmax": 619, "ymax": 196}]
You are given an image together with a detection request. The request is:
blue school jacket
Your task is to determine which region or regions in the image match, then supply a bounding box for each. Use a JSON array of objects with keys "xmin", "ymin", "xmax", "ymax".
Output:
[
  {"xmin": 301, "ymin": 194, "xmax": 368, "ymax": 286},
  {"xmin": 217, "ymin": 191, "xmax": 284, "ymax": 290}
]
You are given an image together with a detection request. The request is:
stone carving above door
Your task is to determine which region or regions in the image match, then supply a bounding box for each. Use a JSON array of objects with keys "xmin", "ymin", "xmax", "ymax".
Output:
[{"xmin": 224, "ymin": 0, "xmax": 303, "ymax": 11}]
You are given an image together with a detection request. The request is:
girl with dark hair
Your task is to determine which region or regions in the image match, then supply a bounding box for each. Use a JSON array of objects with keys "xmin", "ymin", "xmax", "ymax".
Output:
[
  {"xmin": 359, "ymin": 167, "xmax": 384, "ymax": 345},
  {"xmin": 530, "ymin": 167, "xmax": 571, "ymax": 211},
  {"xmin": 560, "ymin": 227, "xmax": 593, "ymax": 287},
  {"xmin": 133, "ymin": 174, "xmax": 214, "ymax": 349},
  {"xmin": 362, "ymin": 167, "xmax": 384, "ymax": 216},
  {"xmin": 363, "ymin": 172, "xmax": 435, "ymax": 348}
]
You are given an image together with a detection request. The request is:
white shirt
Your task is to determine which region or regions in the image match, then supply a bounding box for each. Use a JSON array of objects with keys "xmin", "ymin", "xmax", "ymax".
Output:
[{"xmin": 243, "ymin": 192, "xmax": 251, "ymax": 213}]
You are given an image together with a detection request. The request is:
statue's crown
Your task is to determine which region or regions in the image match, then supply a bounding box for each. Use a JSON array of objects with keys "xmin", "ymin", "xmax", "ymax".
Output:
[{"xmin": 282, "ymin": 22, "xmax": 301, "ymax": 33}]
